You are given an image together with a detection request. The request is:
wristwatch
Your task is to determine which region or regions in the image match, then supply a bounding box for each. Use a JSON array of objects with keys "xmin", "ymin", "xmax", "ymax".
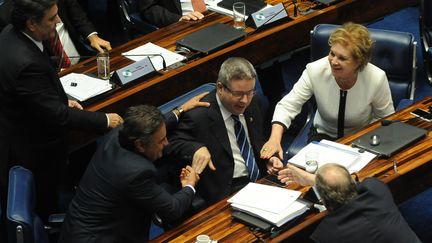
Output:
[{"xmin": 175, "ymin": 107, "xmax": 184, "ymax": 117}]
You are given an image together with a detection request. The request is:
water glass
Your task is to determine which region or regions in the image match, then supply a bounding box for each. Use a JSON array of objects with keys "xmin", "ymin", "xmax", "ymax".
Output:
[
  {"xmin": 233, "ymin": 2, "xmax": 246, "ymax": 30},
  {"xmin": 96, "ymin": 52, "xmax": 110, "ymax": 80},
  {"xmin": 305, "ymin": 151, "xmax": 319, "ymax": 173}
]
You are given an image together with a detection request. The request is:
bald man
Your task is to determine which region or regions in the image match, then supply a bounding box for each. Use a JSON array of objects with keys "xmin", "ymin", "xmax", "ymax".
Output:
[{"xmin": 278, "ymin": 163, "xmax": 420, "ymax": 243}]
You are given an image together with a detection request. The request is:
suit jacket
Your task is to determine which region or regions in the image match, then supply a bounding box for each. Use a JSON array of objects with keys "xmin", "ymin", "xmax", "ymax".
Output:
[
  {"xmin": 311, "ymin": 178, "xmax": 421, "ymax": 243},
  {"xmin": 0, "ymin": 25, "xmax": 107, "ymax": 208},
  {"xmin": 57, "ymin": 0, "xmax": 97, "ymax": 55},
  {"xmin": 168, "ymin": 90, "xmax": 268, "ymax": 205},
  {"xmin": 139, "ymin": 0, "xmax": 182, "ymax": 28},
  {"xmin": 59, "ymin": 127, "xmax": 195, "ymax": 243}
]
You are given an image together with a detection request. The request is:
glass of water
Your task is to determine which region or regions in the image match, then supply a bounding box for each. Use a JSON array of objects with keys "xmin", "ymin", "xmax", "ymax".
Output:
[
  {"xmin": 233, "ymin": 2, "xmax": 246, "ymax": 30},
  {"xmin": 305, "ymin": 151, "xmax": 319, "ymax": 173}
]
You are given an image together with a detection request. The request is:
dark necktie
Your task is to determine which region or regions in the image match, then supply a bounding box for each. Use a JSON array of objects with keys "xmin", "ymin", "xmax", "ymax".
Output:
[
  {"xmin": 337, "ymin": 90, "xmax": 348, "ymax": 138},
  {"xmin": 48, "ymin": 30, "xmax": 71, "ymax": 69},
  {"xmin": 232, "ymin": 115, "xmax": 260, "ymax": 182}
]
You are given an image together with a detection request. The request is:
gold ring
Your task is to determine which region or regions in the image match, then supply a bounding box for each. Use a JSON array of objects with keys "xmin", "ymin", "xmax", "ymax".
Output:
[{"xmin": 263, "ymin": 148, "xmax": 268, "ymax": 151}]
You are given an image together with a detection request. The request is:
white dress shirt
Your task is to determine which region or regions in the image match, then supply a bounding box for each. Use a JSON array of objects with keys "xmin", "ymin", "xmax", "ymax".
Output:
[{"xmin": 216, "ymin": 94, "xmax": 252, "ymax": 178}]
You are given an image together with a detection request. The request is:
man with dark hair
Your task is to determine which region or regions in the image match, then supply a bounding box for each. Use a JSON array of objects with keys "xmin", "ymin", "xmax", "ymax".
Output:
[
  {"xmin": 278, "ymin": 163, "xmax": 421, "ymax": 243},
  {"xmin": 60, "ymin": 105, "xmax": 199, "ymax": 243},
  {"xmin": 0, "ymin": 0, "xmax": 122, "ymax": 221},
  {"xmin": 168, "ymin": 57, "xmax": 283, "ymax": 206}
]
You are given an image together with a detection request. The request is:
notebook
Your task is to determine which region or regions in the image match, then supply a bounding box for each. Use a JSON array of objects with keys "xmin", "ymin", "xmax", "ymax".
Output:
[
  {"xmin": 351, "ymin": 122, "xmax": 427, "ymax": 157},
  {"xmin": 176, "ymin": 23, "xmax": 246, "ymax": 54},
  {"xmin": 217, "ymin": 0, "xmax": 266, "ymax": 16}
]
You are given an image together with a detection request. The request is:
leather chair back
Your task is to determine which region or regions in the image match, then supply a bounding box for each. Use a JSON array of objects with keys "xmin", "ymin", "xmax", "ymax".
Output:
[
  {"xmin": 117, "ymin": 0, "xmax": 158, "ymax": 39},
  {"xmin": 420, "ymin": 0, "xmax": 432, "ymax": 83},
  {"xmin": 310, "ymin": 24, "xmax": 416, "ymax": 106},
  {"xmin": 7, "ymin": 166, "xmax": 49, "ymax": 243}
]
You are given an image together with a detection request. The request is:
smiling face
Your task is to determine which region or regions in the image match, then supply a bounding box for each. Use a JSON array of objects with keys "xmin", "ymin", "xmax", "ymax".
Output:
[
  {"xmin": 328, "ymin": 43, "xmax": 361, "ymax": 83},
  {"xmin": 26, "ymin": 4, "xmax": 60, "ymax": 41},
  {"xmin": 217, "ymin": 78, "xmax": 256, "ymax": 115}
]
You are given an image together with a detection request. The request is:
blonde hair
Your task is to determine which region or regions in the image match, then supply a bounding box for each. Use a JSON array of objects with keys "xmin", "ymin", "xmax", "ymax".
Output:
[{"xmin": 328, "ymin": 22, "xmax": 374, "ymax": 71}]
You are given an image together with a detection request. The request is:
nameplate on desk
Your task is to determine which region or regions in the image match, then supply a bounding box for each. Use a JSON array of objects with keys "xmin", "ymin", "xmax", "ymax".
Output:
[
  {"xmin": 113, "ymin": 57, "xmax": 157, "ymax": 86},
  {"xmin": 246, "ymin": 3, "xmax": 290, "ymax": 29}
]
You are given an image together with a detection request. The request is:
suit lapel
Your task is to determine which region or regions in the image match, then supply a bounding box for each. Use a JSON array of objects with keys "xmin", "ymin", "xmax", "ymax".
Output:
[{"xmin": 207, "ymin": 93, "xmax": 233, "ymax": 156}]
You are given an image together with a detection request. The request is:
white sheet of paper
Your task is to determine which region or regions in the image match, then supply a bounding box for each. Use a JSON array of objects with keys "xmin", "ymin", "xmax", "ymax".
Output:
[
  {"xmin": 60, "ymin": 73, "xmax": 112, "ymax": 101},
  {"xmin": 122, "ymin": 42, "xmax": 186, "ymax": 71}
]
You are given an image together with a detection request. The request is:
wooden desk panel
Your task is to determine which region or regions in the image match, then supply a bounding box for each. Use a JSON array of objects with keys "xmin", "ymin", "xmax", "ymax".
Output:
[
  {"xmin": 151, "ymin": 97, "xmax": 432, "ymax": 243},
  {"xmin": 63, "ymin": 0, "xmax": 418, "ymax": 115}
]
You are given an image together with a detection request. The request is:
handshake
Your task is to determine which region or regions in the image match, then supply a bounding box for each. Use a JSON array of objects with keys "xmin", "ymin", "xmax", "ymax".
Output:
[{"xmin": 180, "ymin": 166, "xmax": 200, "ymax": 188}]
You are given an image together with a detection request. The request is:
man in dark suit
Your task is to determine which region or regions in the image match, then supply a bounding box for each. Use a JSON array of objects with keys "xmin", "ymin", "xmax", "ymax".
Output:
[
  {"xmin": 278, "ymin": 163, "xmax": 421, "ymax": 243},
  {"xmin": 59, "ymin": 105, "xmax": 199, "ymax": 243},
  {"xmin": 0, "ymin": 0, "xmax": 122, "ymax": 221},
  {"xmin": 139, "ymin": 0, "xmax": 205, "ymax": 28},
  {"xmin": 57, "ymin": 0, "xmax": 111, "ymax": 55},
  {"xmin": 168, "ymin": 57, "xmax": 283, "ymax": 206}
]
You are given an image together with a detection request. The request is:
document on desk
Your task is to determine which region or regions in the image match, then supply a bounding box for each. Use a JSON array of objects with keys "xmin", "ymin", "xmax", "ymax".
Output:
[
  {"xmin": 228, "ymin": 183, "xmax": 301, "ymax": 213},
  {"xmin": 288, "ymin": 140, "xmax": 377, "ymax": 173},
  {"xmin": 228, "ymin": 183, "xmax": 308, "ymax": 227},
  {"xmin": 60, "ymin": 73, "xmax": 112, "ymax": 102},
  {"xmin": 122, "ymin": 42, "xmax": 186, "ymax": 71},
  {"xmin": 205, "ymin": 0, "xmax": 270, "ymax": 18}
]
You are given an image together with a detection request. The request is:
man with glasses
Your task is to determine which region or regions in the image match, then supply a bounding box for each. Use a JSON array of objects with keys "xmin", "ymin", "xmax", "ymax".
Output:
[{"xmin": 168, "ymin": 57, "xmax": 283, "ymax": 206}]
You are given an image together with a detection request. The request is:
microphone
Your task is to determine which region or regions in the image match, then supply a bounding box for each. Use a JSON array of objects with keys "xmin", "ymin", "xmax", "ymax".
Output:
[
  {"xmin": 67, "ymin": 53, "xmax": 167, "ymax": 71},
  {"xmin": 246, "ymin": 3, "xmax": 291, "ymax": 36}
]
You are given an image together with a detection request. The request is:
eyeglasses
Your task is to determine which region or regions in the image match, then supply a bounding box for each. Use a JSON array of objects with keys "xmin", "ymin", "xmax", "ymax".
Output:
[{"xmin": 221, "ymin": 83, "xmax": 256, "ymax": 98}]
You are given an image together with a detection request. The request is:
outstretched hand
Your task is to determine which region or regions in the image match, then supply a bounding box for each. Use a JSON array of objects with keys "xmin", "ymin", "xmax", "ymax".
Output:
[
  {"xmin": 180, "ymin": 165, "xmax": 200, "ymax": 187},
  {"xmin": 180, "ymin": 92, "xmax": 210, "ymax": 112},
  {"xmin": 278, "ymin": 164, "xmax": 316, "ymax": 186}
]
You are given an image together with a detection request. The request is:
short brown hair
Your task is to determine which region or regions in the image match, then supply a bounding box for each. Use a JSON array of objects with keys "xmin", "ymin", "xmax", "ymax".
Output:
[{"xmin": 329, "ymin": 22, "xmax": 373, "ymax": 71}]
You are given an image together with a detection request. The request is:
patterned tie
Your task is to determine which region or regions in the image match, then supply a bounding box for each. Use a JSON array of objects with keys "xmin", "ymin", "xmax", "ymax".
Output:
[
  {"xmin": 232, "ymin": 115, "xmax": 260, "ymax": 182},
  {"xmin": 191, "ymin": 0, "xmax": 206, "ymax": 12},
  {"xmin": 48, "ymin": 30, "xmax": 71, "ymax": 69}
]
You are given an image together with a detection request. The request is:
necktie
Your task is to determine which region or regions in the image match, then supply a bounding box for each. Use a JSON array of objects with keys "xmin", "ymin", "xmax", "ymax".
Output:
[
  {"xmin": 48, "ymin": 30, "xmax": 71, "ymax": 69},
  {"xmin": 191, "ymin": 0, "xmax": 206, "ymax": 12},
  {"xmin": 337, "ymin": 90, "xmax": 348, "ymax": 138},
  {"xmin": 232, "ymin": 115, "xmax": 260, "ymax": 182}
]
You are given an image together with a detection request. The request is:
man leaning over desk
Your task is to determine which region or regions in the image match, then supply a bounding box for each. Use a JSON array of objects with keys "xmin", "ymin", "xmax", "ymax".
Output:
[
  {"xmin": 168, "ymin": 57, "xmax": 283, "ymax": 206},
  {"xmin": 0, "ymin": 0, "xmax": 123, "ymax": 222},
  {"xmin": 278, "ymin": 163, "xmax": 421, "ymax": 243}
]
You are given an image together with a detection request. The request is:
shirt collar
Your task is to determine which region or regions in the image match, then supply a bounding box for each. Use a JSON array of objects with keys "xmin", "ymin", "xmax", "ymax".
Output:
[{"xmin": 21, "ymin": 31, "xmax": 44, "ymax": 52}]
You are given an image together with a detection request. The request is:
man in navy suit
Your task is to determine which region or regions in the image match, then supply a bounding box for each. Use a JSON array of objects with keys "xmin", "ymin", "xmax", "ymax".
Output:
[
  {"xmin": 60, "ymin": 105, "xmax": 199, "ymax": 242},
  {"xmin": 168, "ymin": 57, "xmax": 283, "ymax": 206}
]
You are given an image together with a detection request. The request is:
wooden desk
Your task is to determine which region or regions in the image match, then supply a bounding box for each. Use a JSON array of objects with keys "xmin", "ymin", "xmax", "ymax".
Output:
[
  {"xmin": 63, "ymin": 0, "xmax": 417, "ymax": 115},
  {"xmin": 151, "ymin": 97, "xmax": 432, "ymax": 243}
]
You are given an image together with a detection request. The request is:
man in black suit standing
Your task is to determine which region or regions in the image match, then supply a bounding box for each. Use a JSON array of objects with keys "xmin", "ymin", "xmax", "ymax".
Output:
[
  {"xmin": 278, "ymin": 163, "xmax": 421, "ymax": 243},
  {"xmin": 0, "ymin": 0, "xmax": 122, "ymax": 221},
  {"xmin": 168, "ymin": 57, "xmax": 283, "ymax": 206},
  {"xmin": 60, "ymin": 105, "xmax": 199, "ymax": 243}
]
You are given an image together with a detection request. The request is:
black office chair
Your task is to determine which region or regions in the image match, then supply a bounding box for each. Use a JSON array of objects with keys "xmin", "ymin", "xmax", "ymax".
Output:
[
  {"xmin": 285, "ymin": 24, "xmax": 417, "ymax": 158},
  {"xmin": 117, "ymin": 0, "xmax": 158, "ymax": 40},
  {"xmin": 7, "ymin": 166, "xmax": 64, "ymax": 243},
  {"xmin": 420, "ymin": 0, "xmax": 432, "ymax": 84}
]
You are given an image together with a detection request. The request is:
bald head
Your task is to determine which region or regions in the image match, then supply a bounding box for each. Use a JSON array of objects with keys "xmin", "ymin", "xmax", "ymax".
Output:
[{"xmin": 315, "ymin": 163, "xmax": 358, "ymax": 211}]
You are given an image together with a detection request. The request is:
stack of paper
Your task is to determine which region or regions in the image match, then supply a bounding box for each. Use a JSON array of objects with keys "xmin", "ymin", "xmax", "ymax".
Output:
[
  {"xmin": 228, "ymin": 183, "xmax": 309, "ymax": 227},
  {"xmin": 122, "ymin": 42, "xmax": 186, "ymax": 71},
  {"xmin": 288, "ymin": 140, "xmax": 377, "ymax": 173},
  {"xmin": 60, "ymin": 73, "xmax": 112, "ymax": 101}
]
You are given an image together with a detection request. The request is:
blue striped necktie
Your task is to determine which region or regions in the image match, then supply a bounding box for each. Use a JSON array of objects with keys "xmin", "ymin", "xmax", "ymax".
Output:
[{"xmin": 231, "ymin": 115, "xmax": 260, "ymax": 182}]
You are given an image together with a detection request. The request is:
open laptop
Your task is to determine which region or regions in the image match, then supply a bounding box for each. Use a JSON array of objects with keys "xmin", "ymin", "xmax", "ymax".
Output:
[
  {"xmin": 351, "ymin": 122, "xmax": 427, "ymax": 158},
  {"xmin": 176, "ymin": 23, "xmax": 246, "ymax": 55}
]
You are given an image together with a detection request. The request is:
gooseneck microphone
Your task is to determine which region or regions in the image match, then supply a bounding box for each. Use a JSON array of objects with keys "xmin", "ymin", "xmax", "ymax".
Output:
[
  {"xmin": 67, "ymin": 53, "xmax": 167, "ymax": 70},
  {"xmin": 381, "ymin": 117, "xmax": 415, "ymax": 126}
]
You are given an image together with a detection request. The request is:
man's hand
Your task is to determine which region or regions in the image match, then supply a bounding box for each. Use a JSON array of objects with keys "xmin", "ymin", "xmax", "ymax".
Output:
[
  {"xmin": 107, "ymin": 113, "xmax": 123, "ymax": 128},
  {"xmin": 192, "ymin": 147, "xmax": 216, "ymax": 174},
  {"xmin": 180, "ymin": 92, "xmax": 210, "ymax": 112},
  {"xmin": 180, "ymin": 165, "xmax": 200, "ymax": 187},
  {"xmin": 179, "ymin": 11, "xmax": 204, "ymax": 21},
  {"xmin": 260, "ymin": 139, "xmax": 283, "ymax": 160},
  {"xmin": 278, "ymin": 164, "xmax": 316, "ymax": 186},
  {"xmin": 88, "ymin": 34, "xmax": 112, "ymax": 53},
  {"xmin": 68, "ymin": 100, "xmax": 83, "ymax": 110},
  {"xmin": 266, "ymin": 156, "xmax": 284, "ymax": 175}
]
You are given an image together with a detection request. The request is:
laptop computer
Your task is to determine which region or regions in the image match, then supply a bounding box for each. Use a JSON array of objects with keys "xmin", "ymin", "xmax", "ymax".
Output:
[
  {"xmin": 217, "ymin": 0, "xmax": 266, "ymax": 16},
  {"xmin": 176, "ymin": 23, "xmax": 247, "ymax": 55},
  {"xmin": 351, "ymin": 122, "xmax": 427, "ymax": 158}
]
